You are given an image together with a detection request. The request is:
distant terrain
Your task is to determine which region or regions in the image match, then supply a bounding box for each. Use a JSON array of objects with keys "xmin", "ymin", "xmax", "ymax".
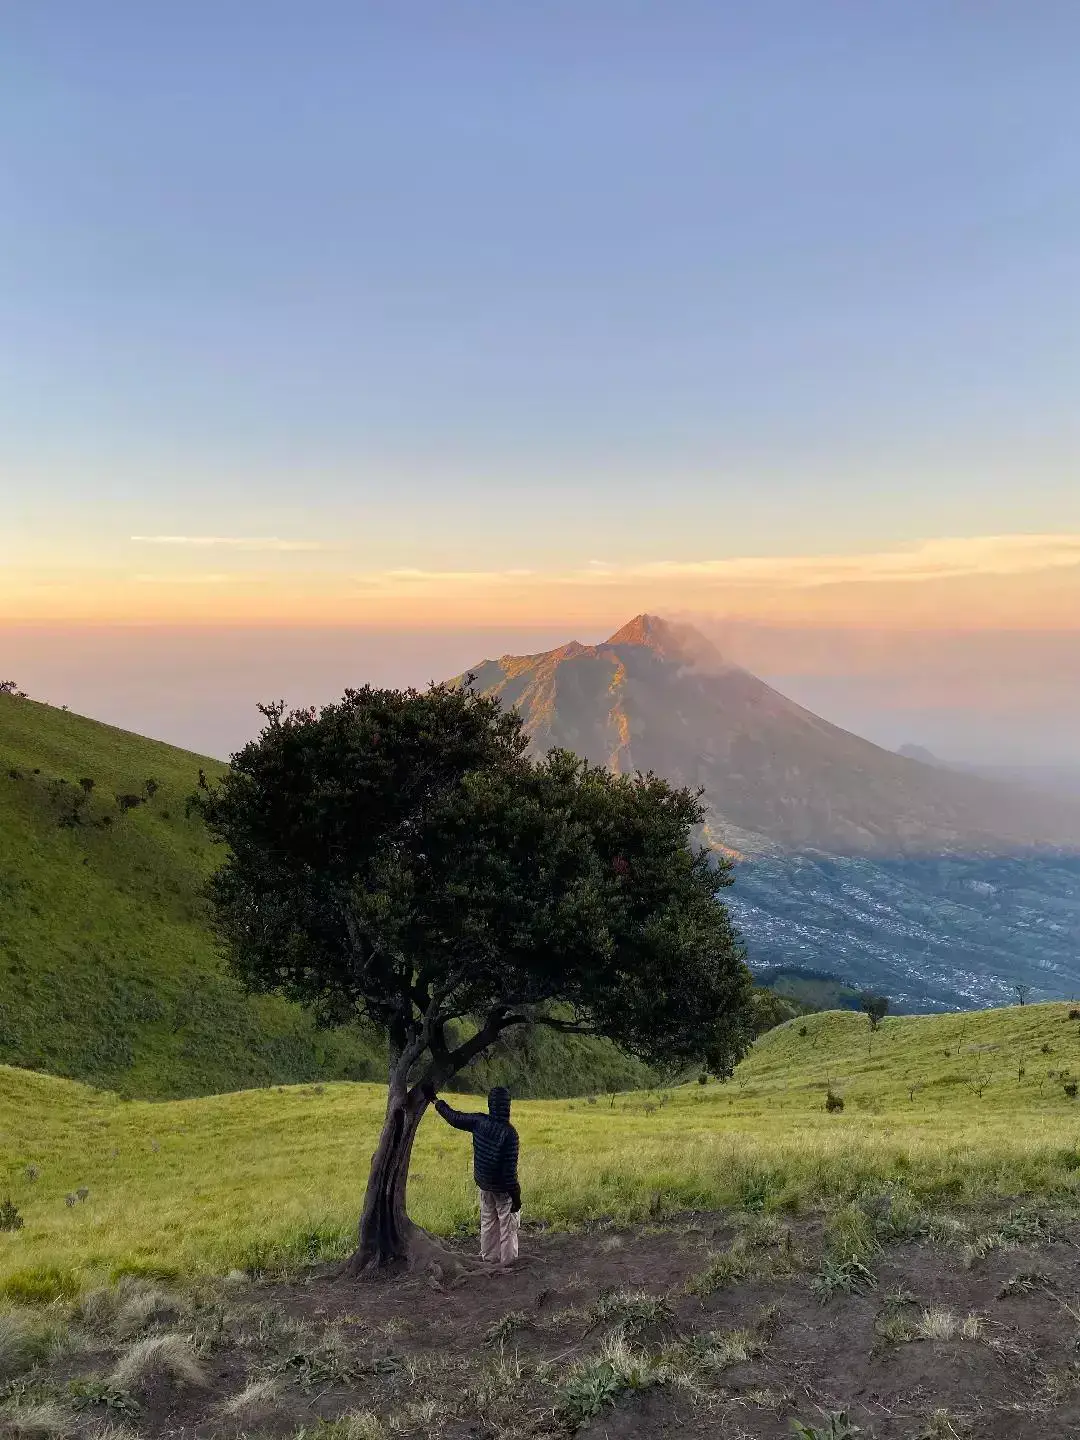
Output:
[
  {"xmin": 898, "ymin": 743, "xmax": 1080, "ymax": 801},
  {"xmin": 460, "ymin": 614, "xmax": 1080, "ymax": 1008}
]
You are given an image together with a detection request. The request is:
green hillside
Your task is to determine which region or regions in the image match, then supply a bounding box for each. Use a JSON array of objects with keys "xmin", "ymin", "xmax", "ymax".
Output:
[
  {"xmin": 3, "ymin": 1002, "xmax": 1080, "ymax": 1294},
  {"xmin": 0, "ymin": 695, "xmax": 652, "ymax": 1099},
  {"xmin": 0, "ymin": 693, "xmax": 386, "ymax": 1096}
]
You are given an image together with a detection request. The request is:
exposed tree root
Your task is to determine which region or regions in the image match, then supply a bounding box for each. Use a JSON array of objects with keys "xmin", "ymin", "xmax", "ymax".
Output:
[{"xmin": 338, "ymin": 1219, "xmax": 497, "ymax": 1286}]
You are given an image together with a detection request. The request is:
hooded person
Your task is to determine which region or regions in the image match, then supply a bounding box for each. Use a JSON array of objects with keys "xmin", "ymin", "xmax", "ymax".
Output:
[{"xmin": 422, "ymin": 1082, "xmax": 521, "ymax": 1265}]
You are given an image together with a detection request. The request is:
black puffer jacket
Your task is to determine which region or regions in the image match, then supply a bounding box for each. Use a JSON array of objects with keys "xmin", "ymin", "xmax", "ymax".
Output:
[{"xmin": 433, "ymin": 1086, "xmax": 519, "ymax": 1193}]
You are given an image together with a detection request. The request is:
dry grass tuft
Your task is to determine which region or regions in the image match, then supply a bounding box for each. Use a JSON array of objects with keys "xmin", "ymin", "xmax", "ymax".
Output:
[
  {"xmin": 109, "ymin": 1332, "xmax": 207, "ymax": 1393},
  {"xmin": 0, "ymin": 1401, "xmax": 76, "ymax": 1438},
  {"xmin": 0, "ymin": 1311, "xmax": 34, "ymax": 1382},
  {"xmin": 332, "ymin": 1412, "xmax": 389, "ymax": 1440},
  {"xmin": 218, "ymin": 1376, "xmax": 282, "ymax": 1423},
  {"xmin": 914, "ymin": 1308, "xmax": 984, "ymax": 1342}
]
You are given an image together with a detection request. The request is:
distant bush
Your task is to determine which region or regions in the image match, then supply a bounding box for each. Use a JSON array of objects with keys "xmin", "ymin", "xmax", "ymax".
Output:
[
  {"xmin": 859, "ymin": 992, "xmax": 889, "ymax": 1031},
  {"xmin": 1069, "ymin": 1009, "xmax": 1080, "ymax": 1021},
  {"xmin": 115, "ymin": 794, "xmax": 146, "ymax": 813},
  {"xmin": 825, "ymin": 1089, "xmax": 845, "ymax": 1113},
  {"xmin": 0, "ymin": 1197, "xmax": 24, "ymax": 1232},
  {"xmin": 1064, "ymin": 1081, "xmax": 1078, "ymax": 1100},
  {"xmin": 78, "ymin": 777, "xmax": 95, "ymax": 794}
]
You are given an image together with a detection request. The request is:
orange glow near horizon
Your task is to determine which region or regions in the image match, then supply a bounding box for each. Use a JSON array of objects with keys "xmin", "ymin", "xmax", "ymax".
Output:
[{"xmin": 3, "ymin": 534, "xmax": 1080, "ymax": 630}]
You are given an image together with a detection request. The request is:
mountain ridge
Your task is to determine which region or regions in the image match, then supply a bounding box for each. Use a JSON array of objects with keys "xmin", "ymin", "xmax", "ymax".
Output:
[
  {"xmin": 458, "ymin": 614, "xmax": 1080, "ymax": 1008},
  {"xmin": 460, "ymin": 613, "xmax": 1080, "ymax": 859}
]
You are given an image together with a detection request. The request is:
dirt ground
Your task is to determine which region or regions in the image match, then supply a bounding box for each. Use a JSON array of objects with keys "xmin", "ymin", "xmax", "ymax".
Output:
[{"xmin": 8, "ymin": 1205, "xmax": 1080, "ymax": 1439}]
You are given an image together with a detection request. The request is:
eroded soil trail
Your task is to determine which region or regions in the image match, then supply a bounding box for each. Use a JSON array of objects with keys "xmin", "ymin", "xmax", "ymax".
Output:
[{"xmin": 8, "ymin": 1209, "xmax": 1080, "ymax": 1439}]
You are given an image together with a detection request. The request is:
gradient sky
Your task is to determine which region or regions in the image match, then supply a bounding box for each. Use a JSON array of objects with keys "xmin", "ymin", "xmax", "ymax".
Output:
[
  {"xmin": 2, "ymin": 6, "xmax": 1078, "ymax": 757},
  {"xmin": 3, "ymin": 2, "xmax": 1079, "ymax": 621}
]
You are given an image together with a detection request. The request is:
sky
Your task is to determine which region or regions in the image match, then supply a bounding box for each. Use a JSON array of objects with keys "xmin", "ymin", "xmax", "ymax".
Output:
[{"xmin": 2, "ymin": 4, "xmax": 1078, "ymax": 758}]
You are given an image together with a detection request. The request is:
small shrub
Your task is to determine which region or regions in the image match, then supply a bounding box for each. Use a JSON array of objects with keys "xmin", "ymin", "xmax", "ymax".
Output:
[
  {"xmin": 78, "ymin": 778, "xmax": 95, "ymax": 794},
  {"xmin": 484, "ymin": 1310, "xmax": 530, "ymax": 1346},
  {"xmin": 1041, "ymin": 1043, "xmax": 1053, "ymax": 1055},
  {"xmin": 588, "ymin": 1288, "xmax": 673, "ymax": 1333},
  {"xmin": 791, "ymin": 1411, "xmax": 863, "ymax": 1440},
  {"xmin": 556, "ymin": 1334, "xmax": 658, "ymax": 1426},
  {"xmin": 0, "ymin": 1197, "xmax": 24, "ymax": 1231},
  {"xmin": 811, "ymin": 1256, "xmax": 875, "ymax": 1301},
  {"xmin": 825, "ymin": 1089, "xmax": 844, "ymax": 1113},
  {"xmin": 1064, "ymin": 1081, "xmax": 1078, "ymax": 1099},
  {"xmin": 1069, "ymin": 1009, "xmax": 1080, "ymax": 1021},
  {"xmin": 798, "ymin": 1024, "xmax": 808, "ymax": 1037},
  {"xmin": 67, "ymin": 1378, "xmax": 141, "ymax": 1419},
  {"xmin": 859, "ymin": 992, "xmax": 889, "ymax": 1031},
  {"xmin": 997, "ymin": 1269, "xmax": 1050, "ymax": 1298}
]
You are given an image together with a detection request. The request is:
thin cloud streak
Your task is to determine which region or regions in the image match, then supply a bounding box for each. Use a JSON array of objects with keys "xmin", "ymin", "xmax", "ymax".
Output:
[
  {"xmin": 133, "ymin": 573, "xmax": 250, "ymax": 584},
  {"xmin": 350, "ymin": 534, "xmax": 1080, "ymax": 594},
  {"xmin": 130, "ymin": 536, "xmax": 333, "ymax": 551}
]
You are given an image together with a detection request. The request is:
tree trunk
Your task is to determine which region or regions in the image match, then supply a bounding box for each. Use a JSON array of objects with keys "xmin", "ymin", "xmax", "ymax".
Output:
[{"xmin": 343, "ymin": 1082, "xmax": 426, "ymax": 1276}]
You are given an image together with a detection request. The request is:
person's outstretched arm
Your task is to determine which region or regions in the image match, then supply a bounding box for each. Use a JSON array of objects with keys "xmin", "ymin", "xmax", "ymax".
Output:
[{"xmin": 422, "ymin": 1081, "xmax": 479, "ymax": 1131}]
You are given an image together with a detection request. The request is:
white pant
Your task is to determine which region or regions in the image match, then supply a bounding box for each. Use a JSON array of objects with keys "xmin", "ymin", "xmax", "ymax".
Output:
[{"xmin": 479, "ymin": 1188, "xmax": 520, "ymax": 1264}]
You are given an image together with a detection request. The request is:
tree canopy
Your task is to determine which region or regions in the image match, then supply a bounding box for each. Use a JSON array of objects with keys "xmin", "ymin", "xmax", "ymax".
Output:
[{"xmin": 195, "ymin": 682, "xmax": 751, "ymax": 1269}]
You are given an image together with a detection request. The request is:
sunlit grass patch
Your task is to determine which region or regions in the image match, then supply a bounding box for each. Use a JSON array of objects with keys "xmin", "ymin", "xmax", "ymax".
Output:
[{"xmin": 6, "ymin": 1001, "xmax": 1080, "ymax": 1290}]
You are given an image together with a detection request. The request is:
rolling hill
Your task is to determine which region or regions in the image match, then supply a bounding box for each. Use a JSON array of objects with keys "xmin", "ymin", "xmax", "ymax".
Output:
[
  {"xmin": 0, "ymin": 694, "xmax": 651, "ymax": 1099},
  {"xmin": 459, "ymin": 615, "xmax": 1080, "ymax": 1009},
  {"xmin": 3, "ymin": 999, "xmax": 1080, "ymax": 1291}
]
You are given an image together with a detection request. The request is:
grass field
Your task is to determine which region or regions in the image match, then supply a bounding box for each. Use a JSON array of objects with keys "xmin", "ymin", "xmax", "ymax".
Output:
[{"xmin": 4, "ymin": 1001, "xmax": 1080, "ymax": 1299}]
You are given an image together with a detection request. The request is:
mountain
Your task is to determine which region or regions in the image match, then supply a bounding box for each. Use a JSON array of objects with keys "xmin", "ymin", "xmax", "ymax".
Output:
[
  {"xmin": 460, "ymin": 616, "xmax": 1080, "ymax": 1009},
  {"xmin": 0, "ymin": 693, "xmax": 652, "ymax": 1098},
  {"xmin": 463, "ymin": 614, "xmax": 1080, "ymax": 858}
]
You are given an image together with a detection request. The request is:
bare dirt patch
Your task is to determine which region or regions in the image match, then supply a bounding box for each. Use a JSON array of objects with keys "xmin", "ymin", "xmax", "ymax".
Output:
[{"xmin": 7, "ymin": 1209, "xmax": 1080, "ymax": 1438}]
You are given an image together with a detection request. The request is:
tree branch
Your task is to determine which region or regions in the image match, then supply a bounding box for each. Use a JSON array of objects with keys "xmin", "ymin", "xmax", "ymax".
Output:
[{"xmin": 522, "ymin": 1014, "xmax": 598, "ymax": 1036}]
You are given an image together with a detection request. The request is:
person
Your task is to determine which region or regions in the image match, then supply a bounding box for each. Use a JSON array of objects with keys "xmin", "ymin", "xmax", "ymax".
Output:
[{"xmin": 422, "ymin": 1081, "xmax": 521, "ymax": 1265}]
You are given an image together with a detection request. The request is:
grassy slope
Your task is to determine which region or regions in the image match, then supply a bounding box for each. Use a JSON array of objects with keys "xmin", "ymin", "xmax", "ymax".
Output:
[
  {"xmin": 4, "ymin": 1001, "xmax": 1080, "ymax": 1294},
  {"xmin": 0, "ymin": 695, "xmax": 385, "ymax": 1096},
  {"xmin": 0, "ymin": 695, "xmax": 651, "ymax": 1101}
]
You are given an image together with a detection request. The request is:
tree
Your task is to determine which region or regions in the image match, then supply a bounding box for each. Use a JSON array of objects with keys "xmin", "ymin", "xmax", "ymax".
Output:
[
  {"xmin": 859, "ymin": 992, "xmax": 889, "ymax": 1031},
  {"xmin": 195, "ymin": 684, "xmax": 751, "ymax": 1275},
  {"xmin": 1014, "ymin": 983, "xmax": 1031, "ymax": 1006}
]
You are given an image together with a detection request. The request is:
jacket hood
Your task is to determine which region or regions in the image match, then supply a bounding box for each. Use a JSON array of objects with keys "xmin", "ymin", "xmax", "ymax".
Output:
[{"xmin": 487, "ymin": 1086, "xmax": 511, "ymax": 1121}]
